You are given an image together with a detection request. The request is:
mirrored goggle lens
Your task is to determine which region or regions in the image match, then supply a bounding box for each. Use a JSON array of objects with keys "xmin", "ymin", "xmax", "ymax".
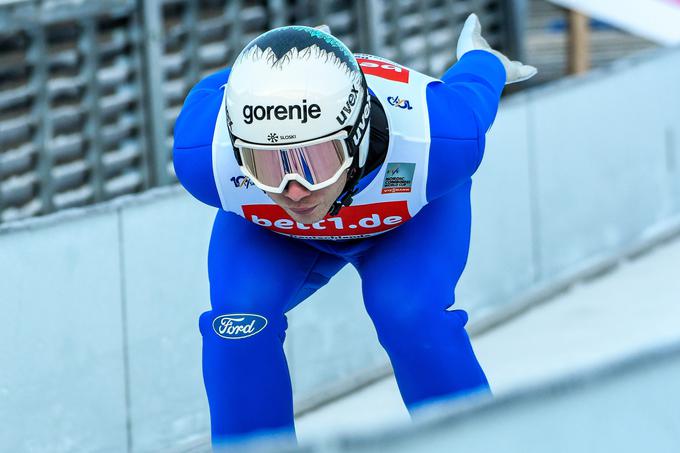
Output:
[{"xmin": 240, "ymin": 140, "xmax": 348, "ymax": 189}]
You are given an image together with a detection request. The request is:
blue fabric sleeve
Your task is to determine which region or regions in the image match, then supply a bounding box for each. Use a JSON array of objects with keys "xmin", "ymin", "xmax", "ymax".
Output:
[
  {"xmin": 425, "ymin": 50, "xmax": 506, "ymax": 202},
  {"xmin": 172, "ymin": 68, "xmax": 232, "ymax": 208}
]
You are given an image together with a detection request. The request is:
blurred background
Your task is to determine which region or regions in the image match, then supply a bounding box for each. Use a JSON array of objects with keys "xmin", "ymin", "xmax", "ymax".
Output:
[{"xmin": 1, "ymin": 0, "xmax": 679, "ymax": 452}]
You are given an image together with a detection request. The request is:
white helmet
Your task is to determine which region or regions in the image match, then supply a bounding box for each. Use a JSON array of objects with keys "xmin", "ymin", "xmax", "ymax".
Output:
[{"xmin": 225, "ymin": 26, "xmax": 371, "ymax": 212}]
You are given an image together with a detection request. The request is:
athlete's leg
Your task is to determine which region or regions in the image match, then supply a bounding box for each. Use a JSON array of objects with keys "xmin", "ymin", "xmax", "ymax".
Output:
[
  {"xmin": 353, "ymin": 179, "xmax": 489, "ymax": 414},
  {"xmin": 200, "ymin": 211, "xmax": 345, "ymax": 449}
]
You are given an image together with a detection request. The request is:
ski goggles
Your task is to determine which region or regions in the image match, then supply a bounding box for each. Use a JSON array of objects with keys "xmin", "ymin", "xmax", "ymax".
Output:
[{"xmin": 234, "ymin": 131, "xmax": 352, "ymax": 193}]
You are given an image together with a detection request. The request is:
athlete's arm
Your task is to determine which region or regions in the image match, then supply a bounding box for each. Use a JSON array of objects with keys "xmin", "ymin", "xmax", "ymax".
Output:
[
  {"xmin": 172, "ymin": 68, "xmax": 232, "ymax": 208},
  {"xmin": 424, "ymin": 49, "xmax": 506, "ymax": 201}
]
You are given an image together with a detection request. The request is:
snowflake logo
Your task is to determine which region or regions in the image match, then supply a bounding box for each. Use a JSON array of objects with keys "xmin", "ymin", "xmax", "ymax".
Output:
[{"xmin": 267, "ymin": 133, "xmax": 279, "ymax": 143}]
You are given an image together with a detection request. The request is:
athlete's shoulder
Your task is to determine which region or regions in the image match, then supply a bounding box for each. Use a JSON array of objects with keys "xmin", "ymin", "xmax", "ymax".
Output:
[
  {"xmin": 426, "ymin": 82, "xmax": 479, "ymax": 141},
  {"xmin": 174, "ymin": 67, "xmax": 231, "ymax": 150},
  {"xmin": 353, "ymin": 54, "xmax": 471, "ymax": 141}
]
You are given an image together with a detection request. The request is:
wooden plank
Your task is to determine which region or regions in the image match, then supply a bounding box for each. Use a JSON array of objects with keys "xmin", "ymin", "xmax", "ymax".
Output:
[{"xmin": 567, "ymin": 9, "xmax": 590, "ymax": 74}]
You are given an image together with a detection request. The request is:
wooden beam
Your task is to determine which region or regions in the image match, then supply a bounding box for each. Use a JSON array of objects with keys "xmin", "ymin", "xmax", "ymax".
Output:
[{"xmin": 567, "ymin": 9, "xmax": 590, "ymax": 74}]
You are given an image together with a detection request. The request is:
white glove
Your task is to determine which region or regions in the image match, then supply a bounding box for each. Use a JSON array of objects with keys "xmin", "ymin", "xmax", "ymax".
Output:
[{"xmin": 456, "ymin": 13, "xmax": 537, "ymax": 84}]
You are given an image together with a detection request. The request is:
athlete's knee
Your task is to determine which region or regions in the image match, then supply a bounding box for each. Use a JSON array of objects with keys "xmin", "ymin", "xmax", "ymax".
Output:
[
  {"xmin": 209, "ymin": 280, "xmax": 284, "ymax": 311},
  {"xmin": 363, "ymin": 284, "xmax": 469, "ymax": 343},
  {"xmin": 205, "ymin": 281, "xmax": 291, "ymax": 341},
  {"xmin": 199, "ymin": 309, "xmax": 288, "ymax": 344},
  {"xmin": 369, "ymin": 301, "xmax": 468, "ymax": 335},
  {"xmin": 363, "ymin": 278, "xmax": 443, "ymax": 324}
]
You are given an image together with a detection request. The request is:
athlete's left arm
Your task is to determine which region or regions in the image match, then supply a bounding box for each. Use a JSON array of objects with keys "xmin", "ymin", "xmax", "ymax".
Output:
[{"xmin": 425, "ymin": 49, "xmax": 506, "ymax": 201}]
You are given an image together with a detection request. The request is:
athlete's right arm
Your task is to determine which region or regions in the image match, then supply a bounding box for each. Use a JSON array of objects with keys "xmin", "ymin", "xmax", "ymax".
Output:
[{"xmin": 172, "ymin": 68, "xmax": 232, "ymax": 208}]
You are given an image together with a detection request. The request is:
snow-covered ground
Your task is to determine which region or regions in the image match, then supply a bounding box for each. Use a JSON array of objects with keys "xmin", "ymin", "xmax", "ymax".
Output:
[{"xmin": 295, "ymin": 233, "xmax": 680, "ymax": 444}]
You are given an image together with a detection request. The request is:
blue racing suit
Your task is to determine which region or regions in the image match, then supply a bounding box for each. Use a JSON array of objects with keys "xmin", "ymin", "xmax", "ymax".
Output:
[{"xmin": 173, "ymin": 49, "xmax": 506, "ymax": 448}]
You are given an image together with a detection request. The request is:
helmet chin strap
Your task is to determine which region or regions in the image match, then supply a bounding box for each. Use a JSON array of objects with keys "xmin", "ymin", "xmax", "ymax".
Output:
[{"xmin": 327, "ymin": 129, "xmax": 370, "ymax": 217}]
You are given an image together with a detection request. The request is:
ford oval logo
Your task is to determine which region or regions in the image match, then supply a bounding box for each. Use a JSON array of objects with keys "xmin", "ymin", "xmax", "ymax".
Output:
[{"xmin": 212, "ymin": 314, "xmax": 268, "ymax": 340}]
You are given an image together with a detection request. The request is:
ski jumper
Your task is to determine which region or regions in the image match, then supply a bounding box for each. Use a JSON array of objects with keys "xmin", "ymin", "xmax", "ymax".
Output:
[{"xmin": 173, "ymin": 50, "xmax": 506, "ymax": 448}]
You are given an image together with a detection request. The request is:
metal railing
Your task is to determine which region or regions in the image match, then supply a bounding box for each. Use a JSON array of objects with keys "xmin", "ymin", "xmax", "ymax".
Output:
[{"xmin": 0, "ymin": 0, "xmax": 520, "ymax": 223}]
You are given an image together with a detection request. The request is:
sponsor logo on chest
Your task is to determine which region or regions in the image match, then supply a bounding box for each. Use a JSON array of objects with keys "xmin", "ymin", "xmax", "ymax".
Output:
[
  {"xmin": 387, "ymin": 95, "xmax": 413, "ymax": 110},
  {"xmin": 242, "ymin": 201, "xmax": 412, "ymax": 238},
  {"xmin": 382, "ymin": 163, "xmax": 415, "ymax": 194},
  {"xmin": 230, "ymin": 175, "xmax": 256, "ymax": 189}
]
